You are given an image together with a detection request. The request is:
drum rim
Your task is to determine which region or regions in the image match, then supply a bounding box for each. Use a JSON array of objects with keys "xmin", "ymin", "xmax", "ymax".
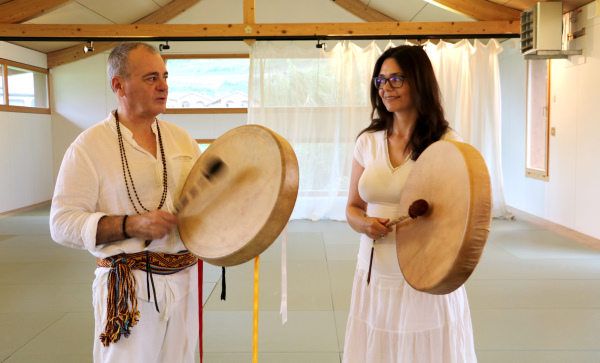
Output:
[
  {"xmin": 396, "ymin": 140, "xmax": 492, "ymax": 294},
  {"xmin": 179, "ymin": 124, "xmax": 299, "ymax": 266}
]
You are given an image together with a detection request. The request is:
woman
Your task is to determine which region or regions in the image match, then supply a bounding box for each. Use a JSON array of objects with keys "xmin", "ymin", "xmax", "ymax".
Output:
[{"xmin": 343, "ymin": 45, "xmax": 477, "ymax": 362}]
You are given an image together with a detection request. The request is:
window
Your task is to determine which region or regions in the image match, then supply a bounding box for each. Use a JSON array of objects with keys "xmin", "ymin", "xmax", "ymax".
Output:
[
  {"xmin": 163, "ymin": 55, "xmax": 249, "ymax": 114},
  {"xmin": 526, "ymin": 59, "xmax": 550, "ymax": 181},
  {"xmin": 0, "ymin": 64, "xmax": 4, "ymax": 105},
  {"xmin": 0, "ymin": 59, "xmax": 50, "ymax": 114},
  {"xmin": 196, "ymin": 139, "xmax": 214, "ymax": 153}
]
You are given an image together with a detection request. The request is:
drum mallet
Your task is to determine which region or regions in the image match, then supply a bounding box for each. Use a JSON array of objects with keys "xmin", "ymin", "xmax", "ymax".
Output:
[
  {"xmin": 146, "ymin": 157, "xmax": 227, "ymax": 247},
  {"xmin": 175, "ymin": 156, "xmax": 227, "ymax": 214}
]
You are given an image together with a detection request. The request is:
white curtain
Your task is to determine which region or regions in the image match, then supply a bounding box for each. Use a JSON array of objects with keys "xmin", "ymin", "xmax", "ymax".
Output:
[
  {"xmin": 248, "ymin": 40, "xmax": 511, "ymax": 220},
  {"xmin": 424, "ymin": 39, "xmax": 512, "ymax": 218}
]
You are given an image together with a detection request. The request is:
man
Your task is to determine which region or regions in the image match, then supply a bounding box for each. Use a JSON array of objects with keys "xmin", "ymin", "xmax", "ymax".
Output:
[{"xmin": 50, "ymin": 42, "xmax": 201, "ymax": 362}]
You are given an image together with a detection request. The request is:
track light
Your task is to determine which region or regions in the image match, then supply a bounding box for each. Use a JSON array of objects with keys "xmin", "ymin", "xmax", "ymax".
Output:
[
  {"xmin": 159, "ymin": 41, "xmax": 170, "ymax": 51},
  {"xmin": 83, "ymin": 41, "xmax": 94, "ymax": 53},
  {"xmin": 316, "ymin": 40, "xmax": 327, "ymax": 51}
]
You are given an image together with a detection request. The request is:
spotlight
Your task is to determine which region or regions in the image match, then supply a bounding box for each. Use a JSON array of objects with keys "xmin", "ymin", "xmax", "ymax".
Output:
[
  {"xmin": 316, "ymin": 40, "xmax": 327, "ymax": 51},
  {"xmin": 83, "ymin": 41, "xmax": 94, "ymax": 53},
  {"xmin": 159, "ymin": 41, "xmax": 170, "ymax": 51}
]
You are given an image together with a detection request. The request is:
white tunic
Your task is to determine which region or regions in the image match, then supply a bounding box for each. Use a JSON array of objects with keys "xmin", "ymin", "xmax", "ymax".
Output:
[
  {"xmin": 343, "ymin": 130, "xmax": 477, "ymax": 363},
  {"xmin": 50, "ymin": 113, "xmax": 201, "ymax": 362},
  {"xmin": 50, "ymin": 113, "xmax": 200, "ymax": 258}
]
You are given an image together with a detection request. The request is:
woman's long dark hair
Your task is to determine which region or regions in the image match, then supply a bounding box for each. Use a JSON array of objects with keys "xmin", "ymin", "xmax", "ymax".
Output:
[{"xmin": 359, "ymin": 45, "xmax": 449, "ymax": 160}]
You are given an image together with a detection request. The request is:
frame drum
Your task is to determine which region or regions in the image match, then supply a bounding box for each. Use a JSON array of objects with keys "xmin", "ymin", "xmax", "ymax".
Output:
[
  {"xmin": 179, "ymin": 125, "xmax": 299, "ymax": 266},
  {"xmin": 396, "ymin": 140, "xmax": 492, "ymax": 294}
]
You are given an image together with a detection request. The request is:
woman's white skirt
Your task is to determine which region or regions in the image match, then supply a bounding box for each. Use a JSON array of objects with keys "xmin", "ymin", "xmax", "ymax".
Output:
[{"xmin": 342, "ymin": 265, "xmax": 477, "ymax": 363}]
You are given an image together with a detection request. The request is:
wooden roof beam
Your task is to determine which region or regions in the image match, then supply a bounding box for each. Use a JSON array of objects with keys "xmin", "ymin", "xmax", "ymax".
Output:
[
  {"xmin": 43, "ymin": 0, "xmax": 203, "ymax": 68},
  {"xmin": 0, "ymin": 0, "xmax": 71, "ymax": 24},
  {"xmin": 243, "ymin": 0, "xmax": 256, "ymax": 46},
  {"xmin": 0, "ymin": 21, "xmax": 520, "ymax": 40}
]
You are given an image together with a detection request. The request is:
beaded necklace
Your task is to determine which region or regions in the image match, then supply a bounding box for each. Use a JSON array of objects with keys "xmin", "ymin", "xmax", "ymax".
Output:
[{"xmin": 115, "ymin": 109, "xmax": 168, "ymax": 214}]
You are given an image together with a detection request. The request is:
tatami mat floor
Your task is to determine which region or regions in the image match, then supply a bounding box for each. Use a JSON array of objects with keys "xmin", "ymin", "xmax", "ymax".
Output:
[{"xmin": 2, "ymin": 205, "xmax": 600, "ymax": 362}]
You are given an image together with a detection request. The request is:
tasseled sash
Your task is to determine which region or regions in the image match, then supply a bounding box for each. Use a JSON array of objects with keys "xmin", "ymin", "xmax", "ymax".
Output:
[{"xmin": 96, "ymin": 250, "xmax": 198, "ymax": 347}]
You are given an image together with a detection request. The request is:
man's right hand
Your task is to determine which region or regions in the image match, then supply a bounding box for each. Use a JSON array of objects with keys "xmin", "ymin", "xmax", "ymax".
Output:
[
  {"xmin": 127, "ymin": 210, "xmax": 179, "ymax": 241},
  {"xmin": 96, "ymin": 210, "xmax": 179, "ymax": 246}
]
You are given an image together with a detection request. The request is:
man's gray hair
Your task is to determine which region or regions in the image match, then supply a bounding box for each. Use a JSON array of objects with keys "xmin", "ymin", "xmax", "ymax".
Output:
[{"xmin": 107, "ymin": 42, "xmax": 159, "ymax": 92}]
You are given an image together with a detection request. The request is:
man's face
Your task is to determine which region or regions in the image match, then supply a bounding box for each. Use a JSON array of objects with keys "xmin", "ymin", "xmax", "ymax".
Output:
[{"xmin": 119, "ymin": 48, "xmax": 168, "ymax": 119}]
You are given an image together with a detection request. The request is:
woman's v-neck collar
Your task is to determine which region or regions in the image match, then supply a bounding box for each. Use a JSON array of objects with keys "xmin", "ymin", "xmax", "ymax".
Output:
[{"xmin": 384, "ymin": 131, "xmax": 411, "ymax": 172}]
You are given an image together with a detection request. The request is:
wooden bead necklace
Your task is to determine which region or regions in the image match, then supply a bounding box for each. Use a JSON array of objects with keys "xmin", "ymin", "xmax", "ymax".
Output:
[{"xmin": 115, "ymin": 109, "xmax": 168, "ymax": 215}]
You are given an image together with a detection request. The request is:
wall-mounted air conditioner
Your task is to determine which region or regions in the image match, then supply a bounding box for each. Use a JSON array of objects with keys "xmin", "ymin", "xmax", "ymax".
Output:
[{"xmin": 520, "ymin": 1, "xmax": 581, "ymax": 59}]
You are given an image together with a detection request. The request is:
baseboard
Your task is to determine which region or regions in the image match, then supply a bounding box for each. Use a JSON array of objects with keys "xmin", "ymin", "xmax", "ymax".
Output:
[
  {"xmin": 508, "ymin": 206, "xmax": 600, "ymax": 252},
  {"xmin": 0, "ymin": 200, "xmax": 51, "ymax": 219}
]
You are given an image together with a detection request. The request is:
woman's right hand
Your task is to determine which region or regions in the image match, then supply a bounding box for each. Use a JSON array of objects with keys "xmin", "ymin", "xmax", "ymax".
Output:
[{"xmin": 361, "ymin": 217, "xmax": 394, "ymax": 240}]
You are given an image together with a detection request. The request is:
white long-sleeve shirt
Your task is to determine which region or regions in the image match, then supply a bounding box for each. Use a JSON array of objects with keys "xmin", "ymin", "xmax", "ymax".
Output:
[{"xmin": 50, "ymin": 112, "xmax": 201, "ymax": 259}]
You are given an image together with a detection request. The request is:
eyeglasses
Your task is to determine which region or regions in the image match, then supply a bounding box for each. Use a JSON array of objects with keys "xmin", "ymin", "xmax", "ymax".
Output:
[{"xmin": 373, "ymin": 76, "xmax": 405, "ymax": 89}]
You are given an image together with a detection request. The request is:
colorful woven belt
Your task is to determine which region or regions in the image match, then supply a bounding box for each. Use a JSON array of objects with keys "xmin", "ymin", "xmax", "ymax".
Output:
[{"xmin": 96, "ymin": 250, "xmax": 198, "ymax": 347}]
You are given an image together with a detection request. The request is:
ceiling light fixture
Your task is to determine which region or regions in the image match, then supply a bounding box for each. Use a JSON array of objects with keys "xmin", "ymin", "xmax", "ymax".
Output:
[
  {"xmin": 83, "ymin": 41, "xmax": 94, "ymax": 53},
  {"xmin": 159, "ymin": 41, "xmax": 170, "ymax": 51},
  {"xmin": 316, "ymin": 40, "xmax": 327, "ymax": 51}
]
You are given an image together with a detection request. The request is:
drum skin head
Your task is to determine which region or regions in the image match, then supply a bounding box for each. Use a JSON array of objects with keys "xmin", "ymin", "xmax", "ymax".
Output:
[
  {"xmin": 179, "ymin": 125, "xmax": 299, "ymax": 266},
  {"xmin": 396, "ymin": 140, "xmax": 492, "ymax": 295}
]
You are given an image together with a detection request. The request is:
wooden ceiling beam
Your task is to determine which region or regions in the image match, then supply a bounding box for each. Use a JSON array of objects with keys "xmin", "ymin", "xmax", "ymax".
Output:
[
  {"xmin": 47, "ymin": 41, "xmax": 121, "ymax": 68},
  {"xmin": 0, "ymin": 0, "xmax": 71, "ymax": 24},
  {"xmin": 9, "ymin": 21, "xmax": 519, "ymax": 68},
  {"xmin": 43, "ymin": 0, "xmax": 203, "ymax": 68},
  {"xmin": 244, "ymin": 0, "xmax": 255, "ymax": 24},
  {"xmin": 0, "ymin": 21, "xmax": 519, "ymax": 41},
  {"xmin": 243, "ymin": 0, "xmax": 256, "ymax": 45}
]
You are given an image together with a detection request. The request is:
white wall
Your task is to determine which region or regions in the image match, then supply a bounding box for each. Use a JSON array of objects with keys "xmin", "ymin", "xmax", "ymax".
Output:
[
  {"xmin": 499, "ymin": 2, "xmax": 600, "ymax": 239},
  {"xmin": 0, "ymin": 42, "xmax": 47, "ymax": 68},
  {"xmin": 0, "ymin": 42, "xmax": 53, "ymax": 214}
]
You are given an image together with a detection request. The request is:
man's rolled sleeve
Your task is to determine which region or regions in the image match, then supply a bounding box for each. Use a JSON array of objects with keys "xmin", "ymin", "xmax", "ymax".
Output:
[{"xmin": 50, "ymin": 142, "xmax": 105, "ymax": 251}]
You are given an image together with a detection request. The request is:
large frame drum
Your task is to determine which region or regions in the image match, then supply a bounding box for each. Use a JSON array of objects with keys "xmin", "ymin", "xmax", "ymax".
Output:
[
  {"xmin": 396, "ymin": 140, "xmax": 492, "ymax": 294},
  {"xmin": 179, "ymin": 125, "xmax": 299, "ymax": 266}
]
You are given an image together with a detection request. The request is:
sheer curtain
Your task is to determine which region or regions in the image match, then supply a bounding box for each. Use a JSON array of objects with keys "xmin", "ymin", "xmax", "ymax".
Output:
[
  {"xmin": 248, "ymin": 40, "xmax": 511, "ymax": 220},
  {"xmin": 424, "ymin": 39, "xmax": 512, "ymax": 218},
  {"xmin": 248, "ymin": 41, "xmax": 380, "ymax": 220}
]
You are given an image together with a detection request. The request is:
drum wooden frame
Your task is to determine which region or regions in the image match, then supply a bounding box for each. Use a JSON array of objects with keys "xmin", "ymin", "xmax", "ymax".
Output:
[
  {"xmin": 179, "ymin": 125, "xmax": 299, "ymax": 266},
  {"xmin": 396, "ymin": 140, "xmax": 492, "ymax": 295}
]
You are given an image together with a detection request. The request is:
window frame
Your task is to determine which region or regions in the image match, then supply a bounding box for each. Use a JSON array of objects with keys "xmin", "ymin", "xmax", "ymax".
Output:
[
  {"xmin": 0, "ymin": 58, "xmax": 51, "ymax": 114},
  {"xmin": 196, "ymin": 139, "xmax": 215, "ymax": 154},
  {"xmin": 162, "ymin": 54, "xmax": 249, "ymax": 115},
  {"xmin": 525, "ymin": 59, "xmax": 551, "ymax": 181}
]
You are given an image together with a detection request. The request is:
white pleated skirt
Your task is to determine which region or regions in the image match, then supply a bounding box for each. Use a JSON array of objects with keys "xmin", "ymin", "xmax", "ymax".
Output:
[{"xmin": 342, "ymin": 264, "xmax": 477, "ymax": 363}]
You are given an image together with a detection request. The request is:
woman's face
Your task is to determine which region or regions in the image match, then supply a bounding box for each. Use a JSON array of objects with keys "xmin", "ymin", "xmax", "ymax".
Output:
[{"xmin": 377, "ymin": 58, "xmax": 415, "ymax": 114}]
